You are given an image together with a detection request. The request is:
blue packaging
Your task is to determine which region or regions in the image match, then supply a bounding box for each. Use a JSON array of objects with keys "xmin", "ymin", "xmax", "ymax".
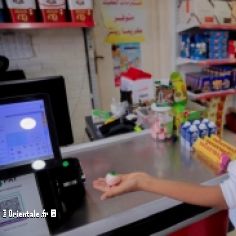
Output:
[
  {"xmin": 222, "ymin": 74, "xmax": 231, "ymax": 90},
  {"xmin": 201, "ymin": 118, "xmax": 210, "ymax": 125},
  {"xmin": 180, "ymin": 33, "xmax": 190, "ymax": 58},
  {"xmin": 232, "ymin": 69, "xmax": 236, "ymax": 88},
  {"xmin": 199, "ymin": 75, "xmax": 211, "ymax": 92},
  {"xmin": 192, "ymin": 120, "xmax": 201, "ymax": 127},
  {"xmin": 199, "ymin": 123, "xmax": 209, "ymax": 138},
  {"xmin": 208, "ymin": 122, "xmax": 217, "ymax": 136},
  {"xmin": 186, "ymin": 125, "xmax": 199, "ymax": 150},
  {"xmin": 180, "ymin": 121, "xmax": 191, "ymax": 145}
]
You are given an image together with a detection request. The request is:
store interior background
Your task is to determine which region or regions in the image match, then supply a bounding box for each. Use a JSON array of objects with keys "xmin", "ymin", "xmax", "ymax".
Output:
[
  {"xmin": 5, "ymin": 0, "xmax": 234, "ymax": 145},
  {"xmin": 2, "ymin": 1, "xmax": 236, "ymax": 234},
  {"xmin": 4, "ymin": 0, "xmax": 175, "ymax": 145}
]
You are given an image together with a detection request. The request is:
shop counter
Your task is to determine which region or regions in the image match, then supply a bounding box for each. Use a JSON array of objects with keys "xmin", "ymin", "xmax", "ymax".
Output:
[{"xmin": 56, "ymin": 130, "xmax": 230, "ymax": 236}]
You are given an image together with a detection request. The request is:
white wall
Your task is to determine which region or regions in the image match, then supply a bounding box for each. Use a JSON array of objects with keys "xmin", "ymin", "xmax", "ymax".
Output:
[
  {"xmin": 93, "ymin": 0, "xmax": 175, "ymax": 110},
  {"xmin": 7, "ymin": 29, "xmax": 92, "ymax": 144}
]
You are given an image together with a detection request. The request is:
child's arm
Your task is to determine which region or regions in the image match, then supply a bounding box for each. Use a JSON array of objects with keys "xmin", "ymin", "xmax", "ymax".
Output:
[
  {"xmin": 140, "ymin": 176, "xmax": 227, "ymax": 209},
  {"xmin": 93, "ymin": 161, "xmax": 236, "ymax": 209},
  {"xmin": 93, "ymin": 173, "xmax": 227, "ymax": 209}
]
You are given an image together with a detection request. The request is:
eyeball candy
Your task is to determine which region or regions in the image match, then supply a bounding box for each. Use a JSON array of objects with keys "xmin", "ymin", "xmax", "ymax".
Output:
[{"xmin": 105, "ymin": 172, "xmax": 121, "ymax": 187}]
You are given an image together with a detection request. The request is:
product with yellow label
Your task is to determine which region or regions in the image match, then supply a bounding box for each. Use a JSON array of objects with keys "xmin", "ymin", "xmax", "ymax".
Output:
[{"xmin": 193, "ymin": 138, "xmax": 230, "ymax": 172}]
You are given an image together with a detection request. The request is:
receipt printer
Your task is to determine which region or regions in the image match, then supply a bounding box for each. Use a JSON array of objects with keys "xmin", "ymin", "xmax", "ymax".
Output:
[{"xmin": 36, "ymin": 158, "xmax": 86, "ymax": 231}]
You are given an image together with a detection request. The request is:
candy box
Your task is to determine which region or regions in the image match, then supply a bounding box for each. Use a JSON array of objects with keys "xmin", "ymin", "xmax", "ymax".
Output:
[
  {"xmin": 120, "ymin": 67, "xmax": 154, "ymax": 105},
  {"xmin": 186, "ymin": 72, "xmax": 211, "ymax": 93},
  {"xmin": 67, "ymin": 0, "xmax": 94, "ymax": 25},
  {"xmin": 37, "ymin": 0, "xmax": 66, "ymax": 22},
  {"xmin": 6, "ymin": 0, "xmax": 36, "ymax": 23}
]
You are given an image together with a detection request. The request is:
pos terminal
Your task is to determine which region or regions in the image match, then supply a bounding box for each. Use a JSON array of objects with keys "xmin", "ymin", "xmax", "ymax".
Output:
[{"xmin": 0, "ymin": 94, "xmax": 85, "ymax": 234}]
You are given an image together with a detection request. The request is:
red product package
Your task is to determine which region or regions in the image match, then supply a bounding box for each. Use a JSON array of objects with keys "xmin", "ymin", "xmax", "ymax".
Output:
[
  {"xmin": 37, "ymin": 0, "xmax": 66, "ymax": 22},
  {"xmin": 6, "ymin": 0, "xmax": 36, "ymax": 23},
  {"xmin": 67, "ymin": 0, "xmax": 94, "ymax": 25}
]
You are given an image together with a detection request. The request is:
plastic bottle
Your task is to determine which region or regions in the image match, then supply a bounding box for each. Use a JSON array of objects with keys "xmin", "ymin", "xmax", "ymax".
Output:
[
  {"xmin": 199, "ymin": 123, "xmax": 209, "ymax": 138},
  {"xmin": 170, "ymin": 72, "xmax": 188, "ymax": 136},
  {"xmin": 180, "ymin": 121, "xmax": 191, "ymax": 145},
  {"xmin": 186, "ymin": 125, "xmax": 199, "ymax": 151},
  {"xmin": 208, "ymin": 121, "xmax": 217, "ymax": 136}
]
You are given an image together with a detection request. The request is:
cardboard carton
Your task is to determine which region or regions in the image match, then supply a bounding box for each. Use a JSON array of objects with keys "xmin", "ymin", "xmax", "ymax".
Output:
[
  {"xmin": 67, "ymin": 0, "xmax": 94, "ymax": 25},
  {"xmin": 6, "ymin": 0, "xmax": 36, "ymax": 23},
  {"xmin": 37, "ymin": 0, "xmax": 66, "ymax": 22}
]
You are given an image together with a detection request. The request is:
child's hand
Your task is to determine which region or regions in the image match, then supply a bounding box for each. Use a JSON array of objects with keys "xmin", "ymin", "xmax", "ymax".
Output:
[{"xmin": 93, "ymin": 172, "xmax": 148, "ymax": 200}]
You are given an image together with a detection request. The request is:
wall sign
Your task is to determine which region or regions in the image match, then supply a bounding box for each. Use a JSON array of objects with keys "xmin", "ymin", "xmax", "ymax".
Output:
[
  {"xmin": 100, "ymin": 0, "xmax": 145, "ymax": 44},
  {"xmin": 112, "ymin": 42, "xmax": 141, "ymax": 87}
]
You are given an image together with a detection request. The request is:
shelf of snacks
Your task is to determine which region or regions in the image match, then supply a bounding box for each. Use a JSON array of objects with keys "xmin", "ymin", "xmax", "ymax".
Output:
[
  {"xmin": 187, "ymin": 89, "xmax": 236, "ymax": 100},
  {"xmin": 177, "ymin": 57, "xmax": 236, "ymax": 66},
  {"xmin": 0, "ymin": 22, "xmax": 95, "ymax": 30}
]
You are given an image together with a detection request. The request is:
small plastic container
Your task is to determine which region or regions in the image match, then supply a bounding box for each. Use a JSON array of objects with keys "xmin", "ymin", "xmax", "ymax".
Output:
[{"xmin": 150, "ymin": 103, "xmax": 173, "ymax": 141}]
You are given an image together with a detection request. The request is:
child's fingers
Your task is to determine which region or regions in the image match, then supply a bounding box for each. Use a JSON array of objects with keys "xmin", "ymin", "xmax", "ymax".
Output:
[{"xmin": 101, "ymin": 186, "xmax": 125, "ymax": 200}]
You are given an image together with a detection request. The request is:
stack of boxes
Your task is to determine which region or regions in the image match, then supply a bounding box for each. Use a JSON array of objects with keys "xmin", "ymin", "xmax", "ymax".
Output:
[
  {"xmin": 68, "ymin": 0, "xmax": 94, "ymax": 24},
  {"xmin": 6, "ymin": 0, "xmax": 37, "ymax": 23},
  {"xmin": 194, "ymin": 135, "xmax": 236, "ymax": 172},
  {"xmin": 180, "ymin": 31, "xmax": 229, "ymax": 61},
  {"xmin": 37, "ymin": 0, "xmax": 66, "ymax": 23},
  {"xmin": 186, "ymin": 66, "xmax": 236, "ymax": 93},
  {"xmin": 0, "ymin": 0, "xmax": 94, "ymax": 24},
  {"xmin": 209, "ymin": 31, "xmax": 228, "ymax": 59}
]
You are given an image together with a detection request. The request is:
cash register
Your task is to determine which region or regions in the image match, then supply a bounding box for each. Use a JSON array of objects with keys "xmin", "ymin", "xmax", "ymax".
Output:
[{"xmin": 0, "ymin": 94, "xmax": 85, "ymax": 233}]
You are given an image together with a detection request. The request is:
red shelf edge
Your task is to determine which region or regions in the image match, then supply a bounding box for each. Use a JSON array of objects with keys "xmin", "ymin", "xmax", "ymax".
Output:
[
  {"xmin": 200, "ymin": 24, "xmax": 236, "ymax": 30},
  {"xmin": 0, "ymin": 22, "xmax": 95, "ymax": 29},
  {"xmin": 198, "ymin": 59, "xmax": 236, "ymax": 66},
  {"xmin": 178, "ymin": 57, "xmax": 236, "ymax": 66},
  {"xmin": 188, "ymin": 89, "xmax": 236, "ymax": 100}
]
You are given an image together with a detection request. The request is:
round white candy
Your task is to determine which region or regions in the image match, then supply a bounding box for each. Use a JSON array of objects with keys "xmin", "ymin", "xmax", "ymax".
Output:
[{"xmin": 105, "ymin": 173, "xmax": 121, "ymax": 187}]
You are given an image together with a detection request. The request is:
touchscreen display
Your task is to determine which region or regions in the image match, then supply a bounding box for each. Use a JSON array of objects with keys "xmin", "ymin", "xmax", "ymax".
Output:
[{"xmin": 0, "ymin": 99, "xmax": 54, "ymax": 169}]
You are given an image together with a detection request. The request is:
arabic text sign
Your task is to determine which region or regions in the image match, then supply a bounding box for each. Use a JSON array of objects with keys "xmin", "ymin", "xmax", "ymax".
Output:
[{"xmin": 101, "ymin": 0, "xmax": 145, "ymax": 43}]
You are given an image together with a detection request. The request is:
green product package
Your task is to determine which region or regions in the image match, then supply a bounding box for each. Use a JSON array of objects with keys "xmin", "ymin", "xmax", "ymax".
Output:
[{"xmin": 170, "ymin": 72, "xmax": 188, "ymax": 136}]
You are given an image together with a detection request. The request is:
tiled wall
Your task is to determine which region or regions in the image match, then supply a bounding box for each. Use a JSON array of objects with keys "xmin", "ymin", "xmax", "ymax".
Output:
[{"xmin": 7, "ymin": 28, "xmax": 92, "ymax": 145}]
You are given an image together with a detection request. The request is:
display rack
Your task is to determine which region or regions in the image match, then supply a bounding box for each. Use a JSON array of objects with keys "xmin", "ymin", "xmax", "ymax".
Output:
[
  {"xmin": 177, "ymin": 23, "xmax": 236, "ymax": 33},
  {"xmin": 175, "ymin": 1, "xmax": 236, "ymax": 137},
  {"xmin": 0, "ymin": 22, "xmax": 94, "ymax": 30},
  {"xmin": 187, "ymin": 89, "xmax": 236, "ymax": 100},
  {"xmin": 177, "ymin": 57, "xmax": 236, "ymax": 66}
]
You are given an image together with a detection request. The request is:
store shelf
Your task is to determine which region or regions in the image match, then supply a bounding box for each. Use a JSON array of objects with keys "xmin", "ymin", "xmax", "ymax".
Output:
[
  {"xmin": 177, "ymin": 23, "xmax": 236, "ymax": 33},
  {"xmin": 0, "ymin": 22, "xmax": 94, "ymax": 30},
  {"xmin": 177, "ymin": 57, "xmax": 236, "ymax": 66},
  {"xmin": 187, "ymin": 89, "xmax": 236, "ymax": 100}
]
